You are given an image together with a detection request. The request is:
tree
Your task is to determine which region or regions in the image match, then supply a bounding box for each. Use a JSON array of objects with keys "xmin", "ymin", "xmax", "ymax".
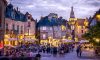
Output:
[{"xmin": 82, "ymin": 21, "xmax": 100, "ymax": 46}]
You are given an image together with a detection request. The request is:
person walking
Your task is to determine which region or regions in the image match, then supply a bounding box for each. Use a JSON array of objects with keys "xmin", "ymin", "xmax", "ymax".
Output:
[
  {"xmin": 35, "ymin": 52, "xmax": 41, "ymax": 60},
  {"xmin": 29, "ymin": 51, "xmax": 34, "ymax": 57},
  {"xmin": 76, "ymin": 45, "xmax": 82, "ymax": 57}
]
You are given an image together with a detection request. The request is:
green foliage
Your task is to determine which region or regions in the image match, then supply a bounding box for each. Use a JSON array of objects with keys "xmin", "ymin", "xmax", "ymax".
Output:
[{"xmin": 82, "ymin": 21, "xmax": 100, "ymax": 46}]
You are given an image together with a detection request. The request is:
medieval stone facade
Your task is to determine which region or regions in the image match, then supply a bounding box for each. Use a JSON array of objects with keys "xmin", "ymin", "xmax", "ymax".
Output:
[
  {"xmin": 69, "ymin": 7, "xmax": 89, "ymax": 41},
  {"xmin": 4, "ymin": 4, "xmax": 36, "ymax": 46},
  {"xmin": 37, "ymin": 13, "xmax": 70, "ymax": 47}
]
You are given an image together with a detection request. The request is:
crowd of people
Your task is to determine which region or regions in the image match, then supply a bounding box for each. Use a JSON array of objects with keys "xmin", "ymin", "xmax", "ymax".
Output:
[
  {"xmin": 38, "ymin": 44, "xmax": 74, "ymax": 56},
  {"xmin": 0, "ymin": 43, "xmax": 75, "ymax": 57},
  {"xmin": 0, "ymin": 43, "xmax": 83, "ymax": 60},
  {"xmin": 0, "ymin": 44, "xmax": 37, "ymax": 57}
]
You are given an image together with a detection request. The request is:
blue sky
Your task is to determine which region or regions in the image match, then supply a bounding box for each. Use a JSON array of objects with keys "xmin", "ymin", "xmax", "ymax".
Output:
[{"xmin": 7, "ymin": 0, "xmax": 100, "ymax": 20}]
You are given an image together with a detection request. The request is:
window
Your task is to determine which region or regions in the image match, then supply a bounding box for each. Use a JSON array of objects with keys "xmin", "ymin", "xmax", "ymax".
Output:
[
  {"xmin": 81, "ymin": 30, "xmax": 83, "ymax": 33},
  {"xmin": 43, "ymin": 26, "xmax": 46, "ymax": 30},
  {"xmin": 21, "ymin": 26, "xmax": 23, "ymax": 34},
  {"xmin": 6, "ymin": 23, "xmax": 8, "ymax": 34},
  {"xmin": 81, "ymin": 26, "xmax": 84, "ymax": 29},
  {"xmin": 21, "ymin": 26, "xmax": 23, "ymax": 30},
  {"xmin": 61, "ymin": 25, "xmax": 66, "ymax": 31},
  {"xmin": 28, "ymin": 22, "xmax": 31, "ymax": 27},
  {"xmin": 50, "ymin": 27, "xmax": 52, "ymax": 30},
  {"xmin": 17, "ymin": 25, "xmax": 19, "ymax": 34},
  {"xmin": 6, "ymin": 23, "xmax": 8, "ymax": 29},
  {"xmin": 12, "ymin": 24, "xmax": 15, "ymax": 30},
  {"xmin": 43, "ymin": 34, "xmax": 46, "ymax": 39},
  {"xmin": 71, "ymin": 26, "xmax": 74, "ymax": 30}
]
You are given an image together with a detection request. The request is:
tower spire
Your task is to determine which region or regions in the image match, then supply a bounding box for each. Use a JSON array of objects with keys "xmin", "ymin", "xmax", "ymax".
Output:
[{"xmin": 70, "ymin": 6, "xmax": 75, "ymax": 18}]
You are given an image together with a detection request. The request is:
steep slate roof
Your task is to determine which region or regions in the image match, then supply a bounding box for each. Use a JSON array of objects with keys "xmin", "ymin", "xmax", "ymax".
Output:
[
  {"xmin": 94, "ymin": 9, "xmax": 100, "ymax": 17},
  {"xmin": 37, "ymin": 16, "xmax": 52, "ymax": 27},
  {"xmin": 37, "ymin": 16, "xmax": 67, "ymax": 27},
  {"xmin": 70, "ymin": 6, "xmax": 75, "ymax": 18},
  {"xmin": 5, "ymin": 4, "xmax": 27, "ymax": 22}
]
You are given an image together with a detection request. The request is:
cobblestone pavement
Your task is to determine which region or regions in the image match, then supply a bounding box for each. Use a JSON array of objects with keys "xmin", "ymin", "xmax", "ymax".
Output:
[{"xmin": 40, "ymin": 50, "xmax": 100, "ymax": 60}]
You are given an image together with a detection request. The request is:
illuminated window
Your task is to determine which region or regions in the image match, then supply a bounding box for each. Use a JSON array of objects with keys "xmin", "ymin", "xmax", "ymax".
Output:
[
  {"xmin": 78, "ymin": 26, "xmax": 81, "ymax": 29},
  {"xmin": 81, "ymin": 30, "xmax": 83, "ymax": 33},
  {"xmin": 81, "ymin": 26, "xmax": 83, "ymax": 29},
  {"xmin": 43, "ymin": 26, "xmax": 46, "ymax": 30},
  {"xmin": 84, "ymin": 21, "xmax": 88, "ymax": 26},
  {"xmin": 43, "ymin": 34, "xmax": 46, "ymax": 39},
  {"xmin": 71, "ymin": 26, "xmax": 74, "ymax": 30},
  {"xmin": 96, "ymin": 15, "xmax": 100, "ymax": 20},
  {"xmin": 61, "ymin": 25, "xmax": 66, "ymax": 31}
]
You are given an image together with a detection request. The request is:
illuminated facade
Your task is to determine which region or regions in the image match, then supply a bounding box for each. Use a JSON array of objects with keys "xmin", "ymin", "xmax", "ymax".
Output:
[
  {"xmin": 4, "ymin": 4, "xmax": 36, "ymax": 46},
  {"xmin": 74, "ymin": 18, "xmax": 89, "ymax": 40},
  {"xmin": 69, "ymin": 7, "xmax": 89, "ymax": 41},
  {"xmin": 37, "ymin": 13, "xmax": 69, "ymax": 47}
]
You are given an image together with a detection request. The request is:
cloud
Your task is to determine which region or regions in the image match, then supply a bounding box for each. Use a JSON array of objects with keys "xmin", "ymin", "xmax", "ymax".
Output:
[{"xmin": 7, "ymin": 0, "xmax": 100, "ymax": 20}]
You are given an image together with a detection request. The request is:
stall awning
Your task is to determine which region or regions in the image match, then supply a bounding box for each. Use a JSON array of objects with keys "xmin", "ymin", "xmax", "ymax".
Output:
[
  {"xmin": 79, "ymin": 40, "xmax": 89, "ymax": 43},
  {"xmin": 62, "ymin": 39, "xmax": 74, "ymax": 43},
  {"xmin": 9, "ymin": 38, "xmax": 18, "ymax": 41}
]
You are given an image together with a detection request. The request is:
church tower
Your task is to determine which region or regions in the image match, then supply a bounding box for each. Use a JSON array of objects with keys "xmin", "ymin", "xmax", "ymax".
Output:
[
  {"xmin": 70, "ymin": 6, "xmax": 75, "ymax": 18},
  {"xmin": 69, "ymin": 6, "xmax": 77, "ymax": 25},
  {"xmin": 69, "ymin": 6, "xmax": 76, "ymax": 41}
]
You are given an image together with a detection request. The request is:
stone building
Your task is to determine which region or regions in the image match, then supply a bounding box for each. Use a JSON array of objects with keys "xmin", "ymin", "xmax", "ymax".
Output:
[
  {"xmin": 0, "ymin": 0, "xmax": 7, "ymax": 49},
  {"xmin": 69, "ymin": 7, "xmax": 89, "ymax": 41},
  {"xmin": 37, "ymin": 13, "xmax": 70, "ymax": 47},
  {"xmin": 4, "ymin": 4, "xmax": 36, "ymax": 46}
]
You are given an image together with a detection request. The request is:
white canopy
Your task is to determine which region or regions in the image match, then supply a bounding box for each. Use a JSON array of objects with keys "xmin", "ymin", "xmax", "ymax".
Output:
[
  {"xmin": 4, "ymin": 45, "xmax": 16, "ymax": 48},
  {"xmin": 9, "ymin": 38, "xmax": 18, "ymax": 41},
  {"xmin": 79, "ymin": 40, "xmax": 89, "ymax": 43},
  {"xmin": 62, "ymin": 39, "xmax": 74, "ymax": 43},
  {"xmin": 23, "ymin": 38, "xmax": 35, "ymax": 42}
]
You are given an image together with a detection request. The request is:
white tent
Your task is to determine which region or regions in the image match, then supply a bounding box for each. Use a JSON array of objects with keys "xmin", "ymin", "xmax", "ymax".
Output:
[
  {"xmin": 9, "ymin": 38, "xmax": 18, "ymax": 41},
  {"xmin": 23, "ymin": 38, "xmax": 35, "ymax": 42},
  {"xmin": 79, "ymin": 40, "xmax": 89, "ymax": 43},
  {"xmin": 62, "ymin": 39, "xmax": 74, "ymax": 43}
]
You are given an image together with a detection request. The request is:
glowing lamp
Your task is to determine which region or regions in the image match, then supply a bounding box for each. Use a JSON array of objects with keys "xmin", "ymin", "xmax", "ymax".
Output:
[
  {"xmin": 96, "ymin": 38, "xmax": 100, "ymax": 43},
  {"xmin": 96, "ymin": 14, "xmax": 100, "ymax": 20}
]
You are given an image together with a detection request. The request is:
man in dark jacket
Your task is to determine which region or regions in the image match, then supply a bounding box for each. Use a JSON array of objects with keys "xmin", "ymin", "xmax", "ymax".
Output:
[
  {"xmin": 35, "ymin": 52, "xmax": 41, "ymax": 60},
  {"xmin": 76, "ymin": 45, "xmax": 82, "ymax": 57}
]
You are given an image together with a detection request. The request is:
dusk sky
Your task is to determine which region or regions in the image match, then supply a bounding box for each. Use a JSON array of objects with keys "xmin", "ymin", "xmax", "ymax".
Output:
[{"xmin": 7, "ymin": 0, "xmax": 100, "ymax": 20}]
